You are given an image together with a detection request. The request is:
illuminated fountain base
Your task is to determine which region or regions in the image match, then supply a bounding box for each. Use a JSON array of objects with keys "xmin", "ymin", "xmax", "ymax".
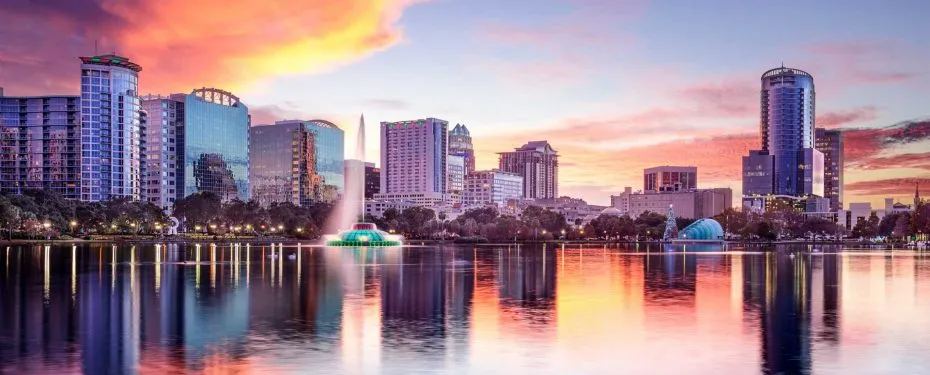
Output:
[{"xmin": 324, "ymin": 223, "xmax": 403, "ymax": 247}]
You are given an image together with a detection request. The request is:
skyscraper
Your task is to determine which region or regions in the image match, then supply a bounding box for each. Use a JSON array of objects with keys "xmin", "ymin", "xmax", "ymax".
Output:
[
  {"xmin": 250, "ymin": 119, "xmax": 344, "ymax": 205},
  {"xmin": 79, "ymin": 54, "xmax": 143, "ymax": 201},
  {"xmin": 378, "ymin": 118, "xmax": 449, "ymax": 205},
  {"xmin": 364, "ymin": 162, "xmax": 380, "ymax": 199},
  {"xmin": 0, "ymin": 91, "xmax": 81, "ymax": 198},
  {"xmin": 181, "ymin": 88, "xmax": 250, "ymax": 201},
  {"xmin": 498, "ymin": 141, "xmax": 558, "ymax": 199},
  {"xmin": 140, "ymin": 95, "xmax": 184, "ymax": 209},
  {"xmin": 815, "ymin": 128, "xmax": 844, "ymax": 211},
  {"xmin": 742, "ymin": 66, "xmax": 824, "ymax": 211},
  {"xmin": 449, "ymin": 123, "xmax": 475, "ymax": 174}
]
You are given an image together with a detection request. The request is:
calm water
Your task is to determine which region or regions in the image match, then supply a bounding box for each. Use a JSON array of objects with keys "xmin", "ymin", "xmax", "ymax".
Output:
[{"xmin": 2, "ymin": 243, "xmax": 930, "ymax": 374}]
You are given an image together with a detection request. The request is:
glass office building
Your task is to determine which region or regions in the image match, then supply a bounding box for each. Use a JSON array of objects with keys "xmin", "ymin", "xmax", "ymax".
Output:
[
  {"xmin": 0, "ymin": 92, "xmax": 81, "ymax": 198},
  {"xmin": 79, "ymin": 54, "xmax": 143, "ymax": 201},
  {"xmin": 181, "ymin": 88, "xmax": 249, "ymax": 201},
  {"xmin": 759, "ymin": 67, "xmax": 821, "ymax": 197},
  {"xmin": 250, "ymin": 120, "xmax": 344, "ymax": 205}
]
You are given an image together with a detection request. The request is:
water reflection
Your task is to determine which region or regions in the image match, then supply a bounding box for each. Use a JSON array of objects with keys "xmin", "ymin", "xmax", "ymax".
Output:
[{"xmin": 2, "ymin": 244, "xmax": 930, "ymax": 374}]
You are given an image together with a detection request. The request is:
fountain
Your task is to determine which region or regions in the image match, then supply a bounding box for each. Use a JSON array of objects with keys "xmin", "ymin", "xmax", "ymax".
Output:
[{"xmin": 324, "ymin": 114, "xmax": 403, "ymax": 246}]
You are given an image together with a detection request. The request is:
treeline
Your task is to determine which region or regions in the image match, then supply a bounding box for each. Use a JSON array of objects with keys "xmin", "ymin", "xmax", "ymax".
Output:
[
  {"xmin": 0, "ymin": 190, "xmax": 333, "ymax": 239},
  {"xmin": 0, "ymin": 190, "xmax": 167, "ymax": 239}
]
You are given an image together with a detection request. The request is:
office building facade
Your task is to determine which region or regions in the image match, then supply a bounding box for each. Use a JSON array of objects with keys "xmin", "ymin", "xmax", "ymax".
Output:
[
  {"xmin": 449, "ymin": 123, "xmax": 475, "ymax": 174},
  {"xmin": 79, "ymin": 54, "xmax": 144, "ymax": 201},
  {"xmin": 181, "ymin": 88, "xmax": 249, "ymax": 201},
  {"xmin": 462, "ymin": 170, "xmax": 523, "ymax": 208},
  {"xmin": 498, "ymin": 140, "xmax": 558, "ymax": 199},
  {"xmin": 741, "ymin": 66, "xmax": 824, "ymax": 211},
  {"xmin": 815, "ymin": 128, "xmax": 844, "ymax": 211},
  {"xmin": 0, "ymin": 92, "xmax": 81, "ymax": 198},
  {"xmin": 644, "ymin": 166, "xmax": 697, "ymax": 192},
  {"xmin": 447, "ymin": 155, "xmax": 465, "ymax": 196},
  {"xmin": 250, "ymin": 119, "xmax": 344, "ymax": 206},
  {"xmin": 380, "ymin": 118, "xmax": 448, "ymax": 197},
  {"xmin": 365, "ymin": 162, "xmax": 380, "ymax": 199}
]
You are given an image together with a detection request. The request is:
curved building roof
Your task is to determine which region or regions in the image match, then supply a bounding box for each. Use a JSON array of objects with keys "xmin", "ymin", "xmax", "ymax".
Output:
[
  {"xmin": 678, "ymin": 218, "xmax": 724, "ymax": 240},
  {"xmin": 761, "ymin": 66, "xmax": 813, "ymax": 79}
]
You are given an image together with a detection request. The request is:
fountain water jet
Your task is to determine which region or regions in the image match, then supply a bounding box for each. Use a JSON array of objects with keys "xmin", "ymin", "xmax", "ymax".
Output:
[{"xmin": 323, "ymin": 114, "xmax": 403, "ymax": 246}]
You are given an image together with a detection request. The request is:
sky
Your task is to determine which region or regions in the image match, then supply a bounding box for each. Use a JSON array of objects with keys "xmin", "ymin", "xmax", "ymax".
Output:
[{"xmin": 1, "ymin": 0, "xmax": 929, "ymax": 207}]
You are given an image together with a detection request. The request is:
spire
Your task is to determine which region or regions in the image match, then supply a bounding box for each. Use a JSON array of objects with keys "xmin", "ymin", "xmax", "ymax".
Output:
[{"xmin": 916, "ymin": 181, "xmax": 921, "ymax": 208}]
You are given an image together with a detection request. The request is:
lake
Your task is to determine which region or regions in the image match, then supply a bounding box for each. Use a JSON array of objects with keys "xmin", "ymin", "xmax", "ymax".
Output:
[{"xmin": 2, "ymin": 242, "xmax": 930, "ymax": 374}]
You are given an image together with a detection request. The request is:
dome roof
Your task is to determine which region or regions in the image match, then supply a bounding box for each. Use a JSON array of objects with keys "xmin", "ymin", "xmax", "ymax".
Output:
[
  {"xmin": 600, "ymin": 207, "xmax": 623, "ymax": 216},
  {"xmin": 678, "ymin": 218, "xmax": 724, "ymax": 240}
]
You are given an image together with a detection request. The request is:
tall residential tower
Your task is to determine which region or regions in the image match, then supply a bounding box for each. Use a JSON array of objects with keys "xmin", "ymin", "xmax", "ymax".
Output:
[
  {"xmin": 79, "ymin": 54, "xmax": 144, "ymax": 201},
  {"xmin": 378, "ymin": 118, "xmax": 450, "ymax": 205}
]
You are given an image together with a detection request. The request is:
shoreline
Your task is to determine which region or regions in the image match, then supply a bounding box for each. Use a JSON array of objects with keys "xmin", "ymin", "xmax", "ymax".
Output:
[{"xmin": 1, "ymin": 237, "xmax": 925, "ymax": 249}]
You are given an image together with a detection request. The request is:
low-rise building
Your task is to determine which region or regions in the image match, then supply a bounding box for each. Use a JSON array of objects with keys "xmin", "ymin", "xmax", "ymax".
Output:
[{"xmin": 462, "ymin": 169, "xmax": 523, "ymax": 209}]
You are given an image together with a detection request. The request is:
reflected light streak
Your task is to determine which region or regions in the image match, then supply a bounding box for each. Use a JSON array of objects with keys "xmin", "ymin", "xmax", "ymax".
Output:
[
  {"xmin": 196, "ymin": 244, "xmax": 202, "ymax": 290},
  {"xmin": 111, "ymin": 245, "xmax": 117, "ymax": 292},
  {"xmin": 211, "ymin": 244, "xmax": 217, "ymax": 290},
  {"xmin": 71, "ymin": 245, "xmax": 77, "ymax": 300},
  {"xmin": 43, "ymin": 245, "xmax": 50, "ymax": 303},
  {"xmin": 155, "ymin": 244, "xmax": 161, "ymax": 294}
]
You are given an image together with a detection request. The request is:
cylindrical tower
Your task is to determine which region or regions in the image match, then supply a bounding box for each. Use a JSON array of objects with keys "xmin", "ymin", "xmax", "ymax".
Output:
[{"xmin": 760, "ymin": 66, "xmax": 815, "ymax": 196}]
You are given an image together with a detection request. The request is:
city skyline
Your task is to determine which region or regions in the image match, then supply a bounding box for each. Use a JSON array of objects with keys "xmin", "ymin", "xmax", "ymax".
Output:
[{"xmin": 1, "ymin": 0, "xmax": 929, "ymax": 207}]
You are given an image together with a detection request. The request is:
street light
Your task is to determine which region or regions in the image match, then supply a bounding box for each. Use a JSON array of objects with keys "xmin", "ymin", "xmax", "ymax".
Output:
[{"xmin": 296, "ymin": 228, "xmax": 303, "ymax": 233}]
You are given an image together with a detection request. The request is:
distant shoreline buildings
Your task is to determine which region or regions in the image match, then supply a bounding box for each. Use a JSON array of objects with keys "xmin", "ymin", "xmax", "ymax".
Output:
[{"xmin": 8, "ymin": 51, "xmax": 923, "ymax": 230}]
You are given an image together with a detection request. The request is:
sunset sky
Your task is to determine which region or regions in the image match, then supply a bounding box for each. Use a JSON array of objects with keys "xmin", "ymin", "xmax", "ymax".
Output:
[{"xmin": 1, "ymin": 0, "xmax": 928, "ymax": 206}]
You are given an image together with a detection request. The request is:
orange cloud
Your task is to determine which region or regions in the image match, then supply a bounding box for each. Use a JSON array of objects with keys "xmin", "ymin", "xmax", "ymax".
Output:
[{"xmin": 0, "ymin": 0, "xmax": 419, "ymax": 95}]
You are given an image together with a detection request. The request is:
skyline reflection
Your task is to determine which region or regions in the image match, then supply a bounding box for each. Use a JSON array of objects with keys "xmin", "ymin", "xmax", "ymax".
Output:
[{"xmin": 2, "ymin": 244, "xmax": 930, "ymax": 374}]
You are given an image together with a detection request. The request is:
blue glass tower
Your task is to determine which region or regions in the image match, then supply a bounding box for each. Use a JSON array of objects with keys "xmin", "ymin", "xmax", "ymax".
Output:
[
  {"xmin": 759, "ymin": 67, "xmax": 822, "ymax": 197},
  {"xmin": 79, "ymin": 55, "xmax": 143, "ymax": 201},
  {"xmin": 742, "ymin": 67, "xmax": 824, "ymax": 211},
  {"xmin": 180, "ymin": 88, "xmax": 249, "ymax": 201}
]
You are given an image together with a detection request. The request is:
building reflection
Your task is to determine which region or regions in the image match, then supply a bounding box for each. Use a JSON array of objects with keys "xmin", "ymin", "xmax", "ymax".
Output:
[
  {"xmin": 743, "ymin": 252, "xmax": 815, "ymax": 374},
  {"xmin": 380, "ymin": 248, "xmax": 447, "ymax": 359}
]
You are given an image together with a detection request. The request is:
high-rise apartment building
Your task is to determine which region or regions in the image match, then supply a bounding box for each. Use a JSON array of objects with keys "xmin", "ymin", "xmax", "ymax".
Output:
[
  {"xmin": 644, "ymin": 166, "xmax": 697, "ymax": 192},
  {"xmin": 140, "ymin": 95, "xmax": 184, "ymax": 209},
  {"xmin": 498, "ymin": 141, "xmax": 558, "ymax": 199},
  {"xmin": 462, "ymin": 170, "xmax": 523, "ymax": 208},
  {"xmin": 379, "ymin": 118, "xmax": 449, "ymax": 204},
  {"xmin": 250, "ymin": 120, "xmax": 344, "ymax": 206},
  {"xmin": 815, "ymin": 128, "xmax": 844, "ymax": 211},
  {"xmin": 449, "ymin": 123, "xmax": 475, "ymax": 173},
  {"xmin": 79, "ymin": 54, "xmax": 144, "ymax": 201},
  {"xmin": 742, "ymin": 66, "xmax": 824, "ymax": 211},
  {"xmin": 0, "ymin": 91, "xmax": 81, "ymax": 198}
]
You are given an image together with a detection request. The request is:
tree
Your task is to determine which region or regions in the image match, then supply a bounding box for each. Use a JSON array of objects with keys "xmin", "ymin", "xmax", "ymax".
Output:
[
  {"xmin": 635, "ymin": 210, "xmax": 666, "ymax": 238},
  {"xmin": 520, "ymin": 206, "xmax": 567, "ymax": 233},
  {"xmin": 401, "ymin": 206, "xmax": 435, "ymax": 238},
  {"xmin": 675, "ymin": 217, "xmax": 697, "ymax": 231},
  {"xmin": 173, "ymin": 192, "xmax": 222, "ymax": 229},
  {"xmin": 852, "ymin": 212, "xmax": 880, "ymax": 239}
]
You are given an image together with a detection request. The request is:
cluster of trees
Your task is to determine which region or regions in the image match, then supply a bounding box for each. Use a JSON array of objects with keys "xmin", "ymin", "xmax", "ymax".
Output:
[
  {"xmin": 172, "ymin": 192, "xmax": 333, "ymax": 238},
  {"xmin": 0, "ymin": 190, "xmax": 167, "ymax": 239},
  {"xmin": 365, "ymin": 206, "xmax": 571, "ymax": 241},
  {"xmin": 852, "ymin": 207, "xmax": 930, "ymax": 240}
]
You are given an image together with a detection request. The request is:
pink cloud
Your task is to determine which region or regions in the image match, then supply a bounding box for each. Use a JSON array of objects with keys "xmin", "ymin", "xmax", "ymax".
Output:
[{"xmin": 816, "ymin": 106, "xmax": 878, "ymax": 128}]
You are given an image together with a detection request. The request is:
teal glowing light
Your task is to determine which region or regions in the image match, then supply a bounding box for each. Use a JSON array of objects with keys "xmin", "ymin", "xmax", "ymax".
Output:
[
  {"xmin": 678, "ymin": 219, "xmax": 724, "ymax": 241},
  {"xmin": 326, "ymin": 223, "xmax": 402, "ymax": 246}
]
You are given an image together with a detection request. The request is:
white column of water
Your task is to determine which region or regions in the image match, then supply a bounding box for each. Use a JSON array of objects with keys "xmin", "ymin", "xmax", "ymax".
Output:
[{"xmin": 325, "ymin": 114, "xmax": 367, "ymax": 235}]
